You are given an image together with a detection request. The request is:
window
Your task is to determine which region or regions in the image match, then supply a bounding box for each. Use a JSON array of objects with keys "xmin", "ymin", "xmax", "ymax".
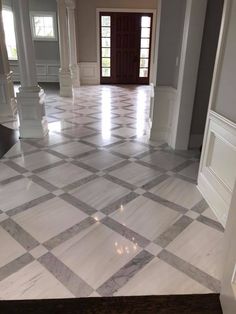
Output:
[
  {"xmin": 30, "ymin": 12, "xmax": 57, "ymax": 41},
  {"xmin": 101, "ymin": 15, "xmax": 111, "ymax": 77},
  {"xmin": 139, "ymin": 16, "xmax": 151, "ymax": 78},
  {"xmin": 2, "ymin": 8, "xmax": 17, "ymax": 60}
]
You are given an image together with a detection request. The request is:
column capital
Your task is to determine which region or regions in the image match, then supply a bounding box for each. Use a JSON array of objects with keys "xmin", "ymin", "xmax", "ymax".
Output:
[{"xmin": 65, "ymin": 0, "xmax": 76, "ymax": 10}]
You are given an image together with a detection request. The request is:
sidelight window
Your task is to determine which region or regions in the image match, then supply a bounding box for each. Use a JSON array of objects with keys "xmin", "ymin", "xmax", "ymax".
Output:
[
  {"xmin": 101, "ymin": 15, "xmax": 111, "ymax": 77},
  {"xmin": 139, "ymin": 16, "xmax": 151, "ymax": 78}
]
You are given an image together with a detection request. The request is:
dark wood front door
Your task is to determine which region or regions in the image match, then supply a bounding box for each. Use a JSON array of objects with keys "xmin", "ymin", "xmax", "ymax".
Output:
[{"xmin": 100, "ymin": 13, "xmax": 152, "ymax": 85}]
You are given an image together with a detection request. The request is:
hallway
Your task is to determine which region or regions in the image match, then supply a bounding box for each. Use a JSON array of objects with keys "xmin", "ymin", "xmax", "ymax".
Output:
[{"xmin": 0, "ymin": 85, "xmax": 223, "ymax": 299}]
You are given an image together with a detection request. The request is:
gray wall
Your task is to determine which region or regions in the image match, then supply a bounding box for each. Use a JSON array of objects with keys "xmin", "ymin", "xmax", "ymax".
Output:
[
  {"xmin": 3, "ymin": 0, "xmax": 59, "ymax": 63},
  {"xmin": 190, "ymin": 0, "xmax": 224, "ymax": 139},
  {"xmin": 156, "ymin": 0, "xmax": 186, "ymax": 88},
  {"xmin": 76, "ymin": 0, "xmax": 158, "ymax": 63}
]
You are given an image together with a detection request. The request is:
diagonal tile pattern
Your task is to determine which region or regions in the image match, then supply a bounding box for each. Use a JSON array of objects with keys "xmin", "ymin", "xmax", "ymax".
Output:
[{"xmin": 0, "ymin": 85, "xmax": 224, "ymax": 299}]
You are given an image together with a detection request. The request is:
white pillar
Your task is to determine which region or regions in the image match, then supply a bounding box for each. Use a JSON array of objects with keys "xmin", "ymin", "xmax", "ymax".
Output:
[
  {"xmin": 0, "ymin": 0, "xmax": 17, "ymax": 119},
  {"xmin": 66, "ymin": 0, "xmax": 80, "ymax": 88},
  {"xmin": 12, "ymin": 0, "xmax": 48, "ymax": 138},
  {"xmin": 57, "ymin": 0, "xmax": 72, "ymax": 97}
]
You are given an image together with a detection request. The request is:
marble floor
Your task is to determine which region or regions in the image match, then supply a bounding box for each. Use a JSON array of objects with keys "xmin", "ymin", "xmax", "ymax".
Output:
[{"xmin": 0, "ymin": 84, "xmax": 224, "ymax": 299}]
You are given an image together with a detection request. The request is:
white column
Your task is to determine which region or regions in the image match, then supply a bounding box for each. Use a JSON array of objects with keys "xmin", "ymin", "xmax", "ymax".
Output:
[
  {"xmin": 12, "ymin": 0, "xmax": 48, "ymax": 138},
  {"xmin": 66, "ymin": 0, "xmax": 80, "ymax": 88},
  {"xmin": 57, "ymin": 0, "xmax": 72, "ymax": 97},
  {"xmin": 0, "ymin": 0, "xmax": 17, "ymax": 119}
]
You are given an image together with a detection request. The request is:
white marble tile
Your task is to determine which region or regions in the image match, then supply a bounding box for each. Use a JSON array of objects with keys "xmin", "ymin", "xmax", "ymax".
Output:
[
  {"xmin": 115, "ymin": 258, "xmax": 211, "ymax": 296},
  {"xmin": 38, "ymin": 163, "xmax": 92, "ymax": 188},
  {"xmin": 12, "ymin": 151, "xmax": 61, "ymax": 171},
  {"xmin": 145, "ymin": 243, "xmax": 163, "ymax": 256},
  {"xmin": 37, "ymin": 133, "xmax": 68, "ymax": 147},
  {"xmin": 70, "ymin": 177, "xmax": 129, "ymax": 210},
  {"xmin": 202, "ymin": 207, "xmax": 219, "ymax": 222},
  {"xmin": 53, "ymin": 223, "xmax": 140, "ymax": 289},
  {"xmin": 4, "ymin": 142, "xmax": 36, "ymax": 158},
  {"xmin": 51, "ymin": 142, "xmax": 94, "ymax": 157},
  {"xmin": 66, "ymin": 116, "xmax": 97, "ymax": 125},
  {"xmin": 110, "ymin": 163, "xmax": 160, "ymax": 187},
  {"xmin": 0, "ymin": 163, "xmax": 19, "ymax": 181},
  {"xmin": 79, "ymin": 151, "xmax": 124, "ymax": 170},
  {"xmin": 111, "ymin": 142, "xmax": 149, "ymax": 157},
  {"xmin": 0, "ymin": 178, "xmax": 48, "ymax": 212},
  {"xmin": 0, "ymin": 227, "xmax": 26, "ymax": 267},
  {"xmin": 0, "ymin": 261, "xmax": 73, "ymax": 299},
  {"xmin": 111, "ymin": 196, "xmax": 181, "ymax": 241},
  {"xmin": 13, "ymin": 197, "xmax": 87, "ymax": 243},
  {"xmin": 30, "ymin": 245, "xmax": 48, "ymax": 259},
  {"xmin": 111, "ymin": 127, "xmax": 137, "ymax": 138},
  {"xmin": 166, "ymin": 221, "xmax": 224, "ymax": 280},
  {"xmin": 185, "ymin": 210, "xmax": 200, "ymax": 220},
  {"xmin": 150, "ymin": 177, "xmax": 202, "ymax": 209},
  {"xmin": 83, "ymin": 135, "xmax": 121, "ymax": 147},
  {"xmin": 179, "ymin": 162, "xmax": 199, "ymax": 180},
  {"xmin": 142, "ymin": 151, "xmax": 186, "ymax": 170}
]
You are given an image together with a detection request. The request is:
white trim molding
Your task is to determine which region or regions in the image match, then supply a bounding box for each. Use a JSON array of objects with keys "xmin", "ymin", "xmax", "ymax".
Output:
[
  {"xmin": 79, "ymin": 62, "xmax": 100, "ymax": 85},
  {"xmin": 9, "ymin": 61, "xmax": 60, "ymax": 82},
  {"xmin": 198, "ymin": 111, "xmax": 236, "ymax": 226},
  {"xmin": 150, "ymin": 86, "xmax": 178, "ymax": 143}
]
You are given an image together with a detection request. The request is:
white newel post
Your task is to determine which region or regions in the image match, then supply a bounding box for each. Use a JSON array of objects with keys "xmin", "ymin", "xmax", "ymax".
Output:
[
  {"xmin": 66, "ymin": 0, "xmax": 80, "ymax": 88},
  {"xmin": 12, "ymin": 0, "xmax": 48, "ymax": 138},
  {"xmin": 57, "ymin": 0, "xmax": 73, "ymax": 97},
  {"xmin": 0, "ymin": 0, "xmax": 17, "ymax": 119}
]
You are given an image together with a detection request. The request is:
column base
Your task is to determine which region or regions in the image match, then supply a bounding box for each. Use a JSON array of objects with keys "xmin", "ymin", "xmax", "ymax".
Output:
[
  {"xmin": 0, "ymin": 72, "xmax": 17, "ymax": 118},
  {"xmin": 70, "ymin": 64, "xmax": 80, "ymax": 88},
  {"xmin": 16, "ymin": 87, "xmax": 48, "ymax": 138},
  {"xmin": 59, "ymin": 69, "xmax": 73, "ymax": 97}
]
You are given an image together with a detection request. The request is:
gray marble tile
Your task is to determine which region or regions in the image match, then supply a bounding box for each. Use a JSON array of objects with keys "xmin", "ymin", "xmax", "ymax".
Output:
[
  {"xmin": 144, "ymin": 192, "xmax": 188, "ymax": 214},
  {"xmin": 30, "ymin": 175, "xmax": 58, "ymax": 192},
  {"xmin": 59, "ymin": 193, "xmax": 97, "ymax": 215},
  {"xmin": 0, "ymin": 253, "xmax": 34, "ymax": 281},
  {"xmin": 197, "ymin": 215, "xmax": 224, "ymax": 233},
  {"xmin": 39, "ymin": 252, "xmax": 93, "ymax": 297},
  {"xmin": 158, "ymin": 250, "xmax": 221, "ymax": 292},
  {"xmin": 101, "ymin": 192, "xmax": 139, "ymax": 215},
  {"xmin": 63, "ymin": 174, "xmax": 98, "ymax": 193},
  {"xmin": 154, "ymin": 216, "xmax": 193, "ymax": 248},
  {"xmin": 0, "ymin": 175, "xmax": 24, "ymax": 186},
  {"xmin": 97, "ymin": 250, "xmax": 154, "ymax": 296},
  {"xmin": 4, "ymin": 160, "xmax": 27, "ymax": 174},
  {"xmin": 101, "ymin": 217, "xmax": 150, "ymax": 248},
  {"xmin": 1, "ymin": 219, "xmax": 39, "ymax": 250},
  {"xmin": 104, "ymin": 174, "xmax": 136, "ymax": 191},
  {"xmin": 191, "ymin": 199, "xmax": 209, "ymax": 213},
  {"xmin": 142, "ymin": 174, "xmax": 169, "ymax": 190},
  {"xmin": 6, "ymin": 194, "xmax": 55, "ymax": 217},
  {"xmin": 44, "ymin": 217, "xmax": 96, "ymax": 250}
]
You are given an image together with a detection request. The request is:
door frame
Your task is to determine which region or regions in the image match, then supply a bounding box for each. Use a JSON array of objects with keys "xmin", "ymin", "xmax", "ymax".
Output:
[{"xmin": 96, "ymin": 8, "xmax": 157, "ymax": 85}]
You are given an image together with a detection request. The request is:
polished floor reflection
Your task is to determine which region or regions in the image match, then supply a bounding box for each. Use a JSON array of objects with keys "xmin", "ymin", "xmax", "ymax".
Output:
[{"xmin": 0, "ymin": 85, "xmax": 224, "ymax": 299}]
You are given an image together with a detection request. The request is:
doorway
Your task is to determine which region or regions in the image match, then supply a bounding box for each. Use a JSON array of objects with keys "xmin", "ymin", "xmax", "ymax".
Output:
[{"xmin": 100, "ymin": 12, "xmax": 153, "ymax": 85}]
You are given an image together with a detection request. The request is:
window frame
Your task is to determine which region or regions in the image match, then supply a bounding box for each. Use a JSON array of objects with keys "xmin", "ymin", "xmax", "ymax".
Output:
[{"xmin": 30, "ymin": 11, "xmax": 58, "ymax": 41}]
